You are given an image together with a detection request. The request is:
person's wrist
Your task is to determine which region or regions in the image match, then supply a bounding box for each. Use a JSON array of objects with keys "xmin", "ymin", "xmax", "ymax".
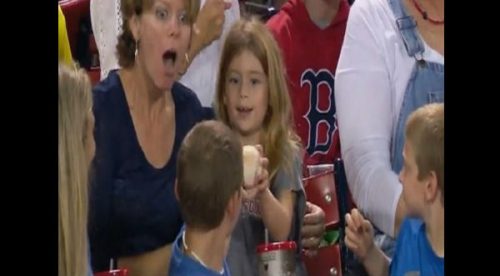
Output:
[
  {"xmin": 192, "ymin": 22, "xmax": 208, "ymax": 51},
  {"xmin": 256, "ymin": 187, "xmax": 270, "ymax": 201},
  {"xmin": 361, "ymin": 241, "xmax": 376, "ymax": 264},
  {"xmin": 178, "ymin": 52, "xmax": 190, "ymax": 76}
]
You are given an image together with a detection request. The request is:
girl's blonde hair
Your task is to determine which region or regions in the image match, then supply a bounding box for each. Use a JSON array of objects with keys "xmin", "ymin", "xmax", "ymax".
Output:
[
  {"xmin": 215, "ymin": 17, "xmax": 300, "ymax": 179},
  {"xmin": 58, "ymin": 63, "xmax": 93, "ymax": 276}
]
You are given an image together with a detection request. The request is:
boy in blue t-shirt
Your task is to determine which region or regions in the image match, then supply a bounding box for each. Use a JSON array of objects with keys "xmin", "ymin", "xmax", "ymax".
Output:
[
  {"xmin": 169, "ymin": 120, "xmax": 244, "ymax": 276},
  {"xmin": 344, "ymin": 103, "xmax": 444, "ymax": 276}
]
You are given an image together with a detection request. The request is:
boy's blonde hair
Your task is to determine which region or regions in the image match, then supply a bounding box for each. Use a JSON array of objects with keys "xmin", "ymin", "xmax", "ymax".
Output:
[
  {"xmin": 58, "ymin": 63, "xmax": 93, "ymax": 276},
  {"xmin": 405, "ymin": 103, "xmax": 444, "ymax": 203},
  {"xmin": 215, "ymin": 17, "xmax": 300, "ymax": 179}
]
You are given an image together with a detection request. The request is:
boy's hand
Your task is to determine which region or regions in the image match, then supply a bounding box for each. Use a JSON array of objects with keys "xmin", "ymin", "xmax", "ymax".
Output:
[{"xmin": 345, "ymin": 208, "xmax": 375, "ymax": 261}]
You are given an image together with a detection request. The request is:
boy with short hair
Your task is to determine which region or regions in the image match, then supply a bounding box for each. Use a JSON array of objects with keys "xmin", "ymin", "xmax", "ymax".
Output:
[
  {"xmin": 345, "ymin": 103, "xmax": 444, "ymax": 276},
  {"xmin": 169, "ymin": 120, "xmax": 244, "ymax": 276}
]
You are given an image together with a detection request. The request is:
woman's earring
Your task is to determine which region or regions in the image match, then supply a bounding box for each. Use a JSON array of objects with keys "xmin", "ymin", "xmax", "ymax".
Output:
[{"xmin": 135, "ymin": 40, "xmax": 140, "ymax": 57}]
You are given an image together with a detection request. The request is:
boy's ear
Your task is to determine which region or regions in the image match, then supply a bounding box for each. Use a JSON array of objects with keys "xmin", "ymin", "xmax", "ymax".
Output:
[
  {"xmin": 424, "ymin": 171, "xmax": 439, "ymax": 202},
  {"xmin": 174, "ymin": 179, "xmax": 180, "ymax": 202},
  {"xmin": 226, "ymin": 187, "xmax": 242, "ymax": 219}
]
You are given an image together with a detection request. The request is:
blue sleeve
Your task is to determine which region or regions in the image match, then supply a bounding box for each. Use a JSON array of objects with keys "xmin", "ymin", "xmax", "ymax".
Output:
[
  {"xmin": 187, "ymin": 86, "xmax": 206, "ymax": 123},
  {"xmin": 389, "ymin": 218, "xmax": 411, "ymax": 275},
  {"xmin": 172, "ymin": 81, "xmax": 205, "ymax": 124},
  {"xmin": 202, "ymin": 106, "xmax": 215, "ymax": 120}
]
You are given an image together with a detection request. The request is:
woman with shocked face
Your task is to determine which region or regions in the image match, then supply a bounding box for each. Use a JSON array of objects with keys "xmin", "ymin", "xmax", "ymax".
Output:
[{"xmin": 88, "ymin": 0, "xmax": 205, "ymax": 275}]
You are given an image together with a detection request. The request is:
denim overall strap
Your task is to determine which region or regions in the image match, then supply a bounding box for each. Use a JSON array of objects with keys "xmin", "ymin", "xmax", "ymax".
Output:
[
  {"xmin": 388, "ymin": 0, "xmax": 425, "ymax": 59},
  {"xmin": 389, "ymin": 0, "xmax": 445, "ymax": 173},
  {"xmin": 374, "ymin": 0, "xmax": 444, "ymax": 261}
]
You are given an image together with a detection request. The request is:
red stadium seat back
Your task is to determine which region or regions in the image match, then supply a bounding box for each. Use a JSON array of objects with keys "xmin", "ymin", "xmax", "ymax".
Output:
[
  {"xmin": 303, "ymin": 170, "xmax": 340, "ymax": 230},
  {"xmin": 60, "ymin": 0, "xmax": 91, "ymax": 57}
]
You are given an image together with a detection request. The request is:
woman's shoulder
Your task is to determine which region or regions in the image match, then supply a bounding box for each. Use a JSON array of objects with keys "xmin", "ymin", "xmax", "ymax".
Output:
[
  {"xmin": 92, "ymin": 70, "xmax": 124, "ymax": 115},
  {"xmin": 172, "ymin": 81, "xmax": 204, "ymax": 115}
]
